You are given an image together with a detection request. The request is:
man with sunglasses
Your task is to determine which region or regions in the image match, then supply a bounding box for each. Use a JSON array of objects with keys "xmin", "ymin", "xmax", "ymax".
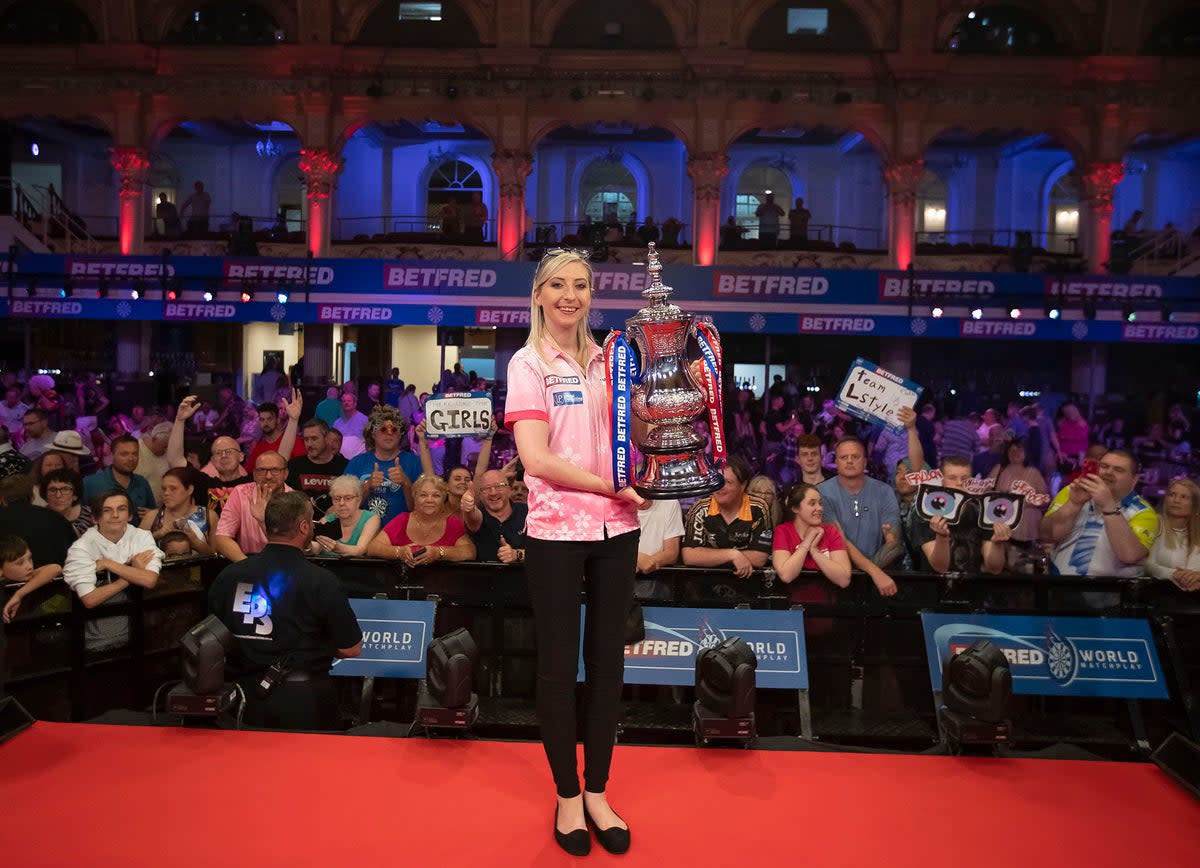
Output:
[{"xmin": 344, "ymin": 407, "xmax": 421, "ymax": 527}]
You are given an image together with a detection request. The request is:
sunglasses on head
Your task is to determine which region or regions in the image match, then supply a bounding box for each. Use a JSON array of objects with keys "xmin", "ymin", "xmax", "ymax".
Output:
[{"xmin": 540, "ymin": 246, "xmax": 591, "ymax": 262}]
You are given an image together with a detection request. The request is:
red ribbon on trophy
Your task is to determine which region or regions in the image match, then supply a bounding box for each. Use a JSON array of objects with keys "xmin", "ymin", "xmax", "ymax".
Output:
[{"xmin": 693, "ymin": 319, "xmax": 726, "ymax": 468}]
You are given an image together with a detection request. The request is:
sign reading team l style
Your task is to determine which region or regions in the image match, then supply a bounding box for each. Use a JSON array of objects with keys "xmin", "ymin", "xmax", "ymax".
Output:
[
  {"xmin": 423, "ymin": 392, "xmax": 492, "ymax": 438},
  {"xmin": 835, "ymin": 357, "xmax": 924, "ymax": 432}
]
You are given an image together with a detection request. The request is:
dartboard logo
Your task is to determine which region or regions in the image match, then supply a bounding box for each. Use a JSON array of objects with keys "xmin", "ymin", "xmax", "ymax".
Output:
[
  {"xmin": 1046, "ymin": 635, "xmax": 1076, "ymax": 684},
  {"xmin": 366, "ymin": 496, "xmax": 388, "ymax": 517}
]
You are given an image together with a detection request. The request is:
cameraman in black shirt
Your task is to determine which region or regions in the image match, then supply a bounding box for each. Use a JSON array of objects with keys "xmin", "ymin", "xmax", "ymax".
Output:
[{"xmin": 208, "ymin": 491, "xmax": 362, "ymax": 730}]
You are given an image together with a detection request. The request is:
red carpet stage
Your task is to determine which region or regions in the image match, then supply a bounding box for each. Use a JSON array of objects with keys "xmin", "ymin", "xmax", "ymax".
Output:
[{"xmin": 2, "ymin": 722, "xmax": 1198, "ymax": 867}]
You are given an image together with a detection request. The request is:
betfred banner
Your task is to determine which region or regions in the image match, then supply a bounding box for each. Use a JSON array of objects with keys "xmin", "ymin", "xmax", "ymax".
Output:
[
  {"xmin": 577, "ymin": 606, "xmax": 809, "ymax": 689},
  {"xmin": 329, "ymin": 598, "xmax": 435, "ymax": 678},
  {"xmin": 921, "ymin": 612, "xmax": 1168, "ymax": 700},
  {"xmin": 423, "ymin": 391, "xmax": 492, "ymax": 438}
]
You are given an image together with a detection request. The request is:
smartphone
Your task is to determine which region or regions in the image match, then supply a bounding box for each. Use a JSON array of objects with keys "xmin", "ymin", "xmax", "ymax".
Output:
[
  {"xmin": 1081, "ymin": 458, "xmax": 1100, "ymax": 477},
  {"xmin": 411, "ymin": 546, "xmax": 427, "ymax": 558}
]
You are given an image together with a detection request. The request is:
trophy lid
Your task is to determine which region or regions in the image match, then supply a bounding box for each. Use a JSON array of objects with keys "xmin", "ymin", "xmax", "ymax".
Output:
[{"xmin": 629, "ymin": 242, "xmax": 686, "ymax": 323}]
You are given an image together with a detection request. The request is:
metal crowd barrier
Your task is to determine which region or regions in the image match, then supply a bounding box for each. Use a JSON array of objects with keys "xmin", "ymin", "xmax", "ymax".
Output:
[{"xmin": 2, "ymin": 559, "xmax": 1196, "ymax": 750}]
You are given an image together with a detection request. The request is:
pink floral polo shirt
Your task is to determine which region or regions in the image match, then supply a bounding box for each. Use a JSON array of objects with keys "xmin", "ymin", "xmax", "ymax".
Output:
[{"xmin": 505, "ymin": 341, "xmax": 640, "ymax": 542}]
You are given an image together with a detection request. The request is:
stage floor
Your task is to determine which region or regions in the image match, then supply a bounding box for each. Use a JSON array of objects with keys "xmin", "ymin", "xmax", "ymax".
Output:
[{"xmin": 2, "ymin": 722, "xmax": 1198, "ymax": 867}]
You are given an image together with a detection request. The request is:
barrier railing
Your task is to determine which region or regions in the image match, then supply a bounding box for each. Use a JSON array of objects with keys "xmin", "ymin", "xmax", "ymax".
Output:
[{"xmin": 3, "ymin": 560, "xmax": 1196, "ymax": 748}]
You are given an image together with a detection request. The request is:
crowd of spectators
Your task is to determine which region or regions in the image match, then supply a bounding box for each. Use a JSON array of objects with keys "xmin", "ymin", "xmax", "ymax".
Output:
[{"xmin": 1, "ymin": 363, "xmax": 1198, "ymax": 645}]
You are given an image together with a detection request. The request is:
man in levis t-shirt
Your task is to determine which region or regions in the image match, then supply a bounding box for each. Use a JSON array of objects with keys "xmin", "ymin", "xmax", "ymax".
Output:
[{"xmin": 287, "ymin": 418, "xmax": 347, "ymax": 518}]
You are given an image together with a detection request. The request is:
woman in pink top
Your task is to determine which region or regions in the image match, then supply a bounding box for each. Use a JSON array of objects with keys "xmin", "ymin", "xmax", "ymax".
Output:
[
  {"xmin": 506, "ymin": 249, "xmax": 642, "ymax": 857},
  {"xmin": 771, "ymin": 483, "xmax": 851, "ymax": 606},
  {"xmin": 1056, "ymin": 402, "xmax": 1090, "ymax": 467}
]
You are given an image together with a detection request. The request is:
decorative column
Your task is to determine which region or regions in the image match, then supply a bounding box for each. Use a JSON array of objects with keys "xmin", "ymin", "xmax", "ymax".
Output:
[
  {"xmin": 299, "ymin": 148, "xmax": 344, "ymax": 257},
  {"xmin": 882, "ymin": 159, "xmax": 925, "ymax": 270},
  {"xmin": 687, "ymin": 152, "xmax": 728, "ymax": 266},
  {"xmin": 109, "ymin": 146, "xmax": 149, "ymax": 256},
  {"xmin": 492, "ymin": 149, "xmax": 533, "ymax": 261},
  {"xmin": 1081, "ymin": 162, "xmax": 1124, "ymax": 273}
]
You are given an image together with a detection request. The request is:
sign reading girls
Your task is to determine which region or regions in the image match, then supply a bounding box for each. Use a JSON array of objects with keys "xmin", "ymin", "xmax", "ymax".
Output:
[
  {"xmin": 835, "ymin": 357, "xmax": 924, "ymax": 433},
  {"xmin": 424, "ymin": 392, "xmax": 492, "ymax": 438}
]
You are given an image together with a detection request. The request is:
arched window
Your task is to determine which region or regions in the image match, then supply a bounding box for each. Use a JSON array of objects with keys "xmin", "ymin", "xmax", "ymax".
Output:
[
  {"xmin": 427, "ymin": 159, "xmax": 483, "ymax": 230},
  {"xmin": 550, "ymin": 0, "xmax": 676, "ymax": 49},
  {"xmin": 1143, "ymin": 8, "xmax": 1200, "ymax": 56},
  {"xmin": 735, "ymin": 163, "xmax": 792, "ymax": 239},
  {"xmin": 0, "ymin": 0, "xmax": 96, "ymax": 43},
  {"xmin": 166, "ymin": 2, "xmax": 284, "ymax": 45},
  {"xmin": 916, "ymin": 171, "xmax": 948, "ymax": 238},
  {"xmin": 944, "ymin": 5, "xmax": 1059, "ymax": 55},
  {"xmin": 352, "ymin": 1, "xmax": 482, "ymax": 47},
  {"xmin": 579, "ymin": 159, "xmax": 637, "ymax": 225},
  {"xmin": 1047, "ymin": 171, "xmax": 1080, "ymax": 254},
  {"xmin": 746, "ymin": 1, "xmax": 872, "ymax": 52}
]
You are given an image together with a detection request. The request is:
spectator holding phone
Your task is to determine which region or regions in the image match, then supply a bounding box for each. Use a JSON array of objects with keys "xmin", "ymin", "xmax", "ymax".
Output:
[{"xmin": 367, "ymin": 474, "xmax": 475, "ymax": 566}]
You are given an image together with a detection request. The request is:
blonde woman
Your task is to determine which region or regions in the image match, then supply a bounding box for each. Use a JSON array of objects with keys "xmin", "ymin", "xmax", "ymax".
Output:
[
  {"xmin": 1146, "ymin": 478, "xmax": 1200, "ymax": 591},
  {"xmin": 367, "ymin": 474, "xmax": 474, "ymax": 565},
  {"xmin": 312, "ymin": 474, "xmax": 380, "ymax": 557}
]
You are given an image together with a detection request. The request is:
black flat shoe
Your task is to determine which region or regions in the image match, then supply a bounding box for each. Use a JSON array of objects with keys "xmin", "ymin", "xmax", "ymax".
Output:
[
  {"xmin": 554, "ymin": 805, "xmax": 591, "ymax": 857},
  {"xmin": 584, "ymin": 806, "xmax": 631, "ymax": 855}
]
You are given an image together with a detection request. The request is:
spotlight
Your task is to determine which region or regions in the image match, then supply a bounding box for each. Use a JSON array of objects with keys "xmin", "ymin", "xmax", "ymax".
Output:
[
  {"xmin": 166, "ymin": 284, "xmax": 179, "ymax": 302},
  {"xmin": 937, "ymin": 639, "xmax": 1012, "ymax": 753},
  {"xmin": 1045, "ymin": 298, "xmax": 1061, "ymax": 320},
  {"xmin": 1008, "ymin": 305, "xmax": 1021, "ymax": 319},
  {"xmin": 1123, "ymin": 303, "xmax": 1137, "ymax": 323},
  {"xmin": 931, "ymin": 305, "xmax": 944, "ymax": 318},
  {"xmin": 58, "ymin": 279, "xmax": 73, "ymax": 299},
  {"xmin": 415, "ymin": 628, "xmax": 480, "ymax": 733},
  {"xmin": 130, "ymin": 279, "xmax": 144, "ymax": 300},
  {"xmin": 276, "ymin": 289, "xmax": 289, "ymax": 304},
  {"xmin": 970, "ymin": 307, "xmax": 983, "ymax": 320},
  {"xmin": 693, "ymin": 636, "xmax": 757, "ymax": 746},
  {"xmin": 1163, "ymin": 303, "xmax": 1175, "ymax": 323},
  {"xmin": 203, "ymin": 288, "xmax": 215, "ymax": 302},
  {"xmin": 166, "ymin": 615, "xmax": 237, "ymax": 717},
  {"xmin": 240, "ymin": 288, "xmax": 254, "ymax": 303}
]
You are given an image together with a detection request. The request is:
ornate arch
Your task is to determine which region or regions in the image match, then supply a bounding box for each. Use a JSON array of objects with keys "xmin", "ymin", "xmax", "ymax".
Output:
[
  {"xmin": 148, "ymin": 0, "xmax": 299, "ymax": 43},
  {"xmin": 1137, "ymin": 0, "xmax": 1200, "ymax": 53},
  {"xmin": 916, "ymin": 125, "xmax": 1087, "ymax": 167},
  {"xmin": 721, "ymin": 119, "xmax": 890, "ymax": 163},
  {"xmin": 341, "ymin": 0, "xmax": 493, "ymax": 44},
  {"xmin": 732, "ymin": 0, "xmax": 893, "ymax": 52},
  {"xmin": 531, "ymin": 0, "xmax": 692, "ymax": 49},
  {"xmin": 933, "ymin": 1, "xmax": 1084, "ymax": 54},
  {"xmin": 331, "ymin": 115, "xmax": 498, "ymax": 161},
  {"xmin": 569, "ymin": 150, "xmax": 650, "ymax": 224},
  {"xmin": 528, "ymin": 117, "xmax": 693, "ymax": 155},
  {"xmin": 0, "ymin": 0, "xmax": 103, "ymax": 41}
]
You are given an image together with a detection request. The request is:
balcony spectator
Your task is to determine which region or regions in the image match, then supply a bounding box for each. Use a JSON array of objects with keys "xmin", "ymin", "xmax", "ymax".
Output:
[
  {"xmin": 180, "ymin": 180, "xmax": 212, "ymax": 236},
  {"xmin": 345, "ymin": 407, "xmax": 421, "ymax": 526},
  {"xmin": 311, "ymin": 475, "xmax": 381, "ymax": 558},
  {"xmin": 788, "ymin": 197, "xmax": 811, "ymax": 246},
  {"xmin": 140, "ymin": 467, "xmax": 216, "ymax": 556},
  {"xmin": 82, "ymin": 435, "xmax": 154, "ymax": 520},
  {"xmin": 213, "ymin": 450, "xmax": 291, "ymax": 563},
  {"xmin": 63, "ymin": 490, "xmax": 162, "ymax": 651},
  {"xmin": 1145, "ymin": 479, "xmax": 1200, "ymax": 591},
  {"xmin": 720, "ymin": 216, "xmax": 746, "ymax": 249},
  {"xmin": 755, "ymin": 192, "xmax": 784, "ymax": 247},
  {"xmin": 637, "ymin": 216, "xmax": 660, "ymax": 246},
  {"xmin": 156, "ymin": 193, "xmax": 181, "ymax": 238},
  {"xmin": 681, "ymin": 457, "xmax": 772, "ymax": 578},
  {"xmin": 287, "ymin": 419, "xmax": 348, "ymax": 519},
  {"xmin": 19, "ymin": 408, "xmax": 55, "ymax": 460},
  {"xmin": 40, "ymin": 468, "xmax": 93, "ymax": 538},
  {"xmin": 661, "ymin": 216, "xmax": 683, "ymax": 246},
  {"xmin": 463, "ymin": 192, "xmax": 488, "ymax": 243},
  {"xmin": 368, "ymin": 474, "xmax": 475, "ymax": 565}
]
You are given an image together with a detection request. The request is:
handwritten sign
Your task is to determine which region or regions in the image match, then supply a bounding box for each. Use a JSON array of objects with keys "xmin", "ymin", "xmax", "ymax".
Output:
[
  {"xmin": 1010, "ymin": 479, "xmax": 1050, "ymax": 507},
  {"xmin": 835, "ymin": 358, "xmax": 923, "ymax": 432},
  {"xmin": 424, "ymin": 391, "xmax": 492, "ymax": 438},
  {"xmin": 905, "ymin": 468, "xmax": 996, "ymax": 495}
]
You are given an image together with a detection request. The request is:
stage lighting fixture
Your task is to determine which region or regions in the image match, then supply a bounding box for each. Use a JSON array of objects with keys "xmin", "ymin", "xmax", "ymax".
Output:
[
  {"xmin": 166, "ymin": 285, "xmax": 179, "ymax": 302},
  {"xmin": 937, "ymin": 639, "xmax": 1012, "ymax": 752},
  {"xmin": 970, "ymin": 307, "xmax": 983, "ymax": 320},
  {"xmin": 240, "ymin": 288, "xmax": 254, "ymax": 303},
  {"xmin": 130, "ymin": 279, "xmax": 144, "ymax": 300},
  {"xmin": 203, "ymin": 288, "xmax": 215, "ymax": 302},
  {"xmin": 167, "ymin": 614, "xmax": 237, "ymax": 717},
  {"xmin": 1008, "ymin": 305, "xmax": 1021, "ymax": 319},
  {"xmin": 1123, "ymin": 303, "xmax": 1137, "ymax": 323},
  {"xmin": 415, "ymin": 628, "xmax": 480, "ymax": 732},
  {"xmin": 1163, "ymin": 304, "xmax": 1176, "ymax": 323},
  {"xmin": 693, "ymin": 636, "xmax": 758, "ymax": 746},
  {"xmin": 931, "ymin": 305, "xmax": 944, "ymax": 318},
  {"xmin": 276, "ymin": 289, "xmax": 289, "ymax": 304},
  {"xmin": 1045, "ymin": 300, "xmax": 1061, "ymax": 319},
  {"xmin": 58, "ymin": 279, "xmax": 73, "ymax": 299}
]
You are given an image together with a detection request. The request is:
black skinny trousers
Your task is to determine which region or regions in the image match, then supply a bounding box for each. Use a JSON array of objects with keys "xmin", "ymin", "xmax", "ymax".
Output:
[{"xmin": 525, "ymin": 529, "xmax": 638, "ymax": 798}]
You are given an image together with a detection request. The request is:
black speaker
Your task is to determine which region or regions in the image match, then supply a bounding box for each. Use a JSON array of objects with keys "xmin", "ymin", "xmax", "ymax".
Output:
[
  {"xmin": 0, "ymin": 695, "xmax": 35, "ymax": 744},
  {"xmin": 436, "ymin": 326, "xmax": 465, "ymax": 347},
  {"xmin": 1151, "ymin": 732, "xmax": 1200, "ymax": 800}
]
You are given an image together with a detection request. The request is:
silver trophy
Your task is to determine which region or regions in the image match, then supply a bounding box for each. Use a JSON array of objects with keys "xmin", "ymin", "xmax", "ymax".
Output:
[{"xmin": 614, "ymin": 243, "xmax": 724, "ymax": 499}]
